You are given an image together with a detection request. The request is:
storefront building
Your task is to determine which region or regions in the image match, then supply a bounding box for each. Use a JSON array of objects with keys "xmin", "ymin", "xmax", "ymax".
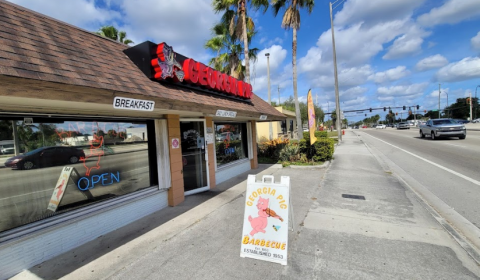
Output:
[
  {"xmin": 0, "ymin": 1, "xmax": 286, "ymax": 278},
  {"xmin": 256, "ymin": 107, "xmax": 298, "ymax": 140}
]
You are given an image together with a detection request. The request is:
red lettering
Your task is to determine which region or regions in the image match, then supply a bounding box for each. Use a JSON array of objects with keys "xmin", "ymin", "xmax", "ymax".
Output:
[
  {"xmin": 223, "ymin": 73, "xmax": 230, "ymax": 93},
  {"xmin": 206, "ymin": 67, "xmax": 216, "ymax": 89},
  {"xmin": 237, "ymin": 81, "xmax": 245, "ymax": 98},
  {"xmin": 229, "ymin": 77, "xmax": 238, "ymax": 96},
  {"xmin": 183, "ymin": 59, "xmax": 199, "ymax": 83},
  {"xmin": 245, "ymin": 83, "xmax": 252, "ymax": 98},
  {"xmin": 197, "ymin": 63, "xmax": 208, "ymax": 86},
  {"xmin": 216, "ymin": 71, "xmax": 225, "ymax": 91}
]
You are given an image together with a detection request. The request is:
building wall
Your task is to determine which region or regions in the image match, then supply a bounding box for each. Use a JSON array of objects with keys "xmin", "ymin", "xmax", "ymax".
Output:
[
  {"xmin": 166, "ymin": 114, "xmax": 184, "ymax": 206},
  {"xmin": 205, "ymin": 117, "xmax": 216, "ymax": 190}
]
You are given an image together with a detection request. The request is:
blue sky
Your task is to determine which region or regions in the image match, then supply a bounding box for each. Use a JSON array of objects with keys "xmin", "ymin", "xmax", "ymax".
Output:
[{"xmin": 7, "ymin": 0, "xmax": 480, "ymax": 122}]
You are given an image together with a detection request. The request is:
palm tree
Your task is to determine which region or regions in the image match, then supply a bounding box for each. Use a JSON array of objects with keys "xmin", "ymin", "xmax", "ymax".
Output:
[
  {"xmin": 213, "ymin": 0, "xmax": 269, "ymax": 84},
  {"xmin": 96, "ymin": 25, "xmax": 134, "ymax": 45},
  {"xmin": 271, "ymin": 0, "xmax": 315, "ymax": 139},
  {"xmin": 205, "ymin": 10, "xmax": 259, "ymax": 80}
]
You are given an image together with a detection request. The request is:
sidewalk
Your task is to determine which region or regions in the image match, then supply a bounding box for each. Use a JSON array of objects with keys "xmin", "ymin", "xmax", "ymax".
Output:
[{"xmin": 11, "ymin": 132, "xmax": 480, "ymax": 279}]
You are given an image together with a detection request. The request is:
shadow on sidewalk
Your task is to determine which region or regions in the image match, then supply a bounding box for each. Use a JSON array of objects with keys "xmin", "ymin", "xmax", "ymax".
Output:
[{"xmin": 23, "ymin": 164, "xmax": 275, "ymax": 279}]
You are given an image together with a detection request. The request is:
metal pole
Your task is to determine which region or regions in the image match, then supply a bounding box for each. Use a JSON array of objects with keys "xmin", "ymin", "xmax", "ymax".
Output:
[
  {"xmin": 470, "ymin": 92, "xmax": 473, "ymax": 122},
  {"xmin": 278, "ymin": 85, "xmax": 281, "ymax": 105},
  {"xmin": 438, "ymin": 84, "xmax": 441, "ymax": 119},
  {"xmin": 475, "ymin": 85, "xmax": 479, "ymax": 120},
  {"xmin": 330, "ymin": 2, "xmax": 342, "ymax": 142},
  {"xmin": 266, "ymin": 53, "xmax": 272, "ymax": 140}
]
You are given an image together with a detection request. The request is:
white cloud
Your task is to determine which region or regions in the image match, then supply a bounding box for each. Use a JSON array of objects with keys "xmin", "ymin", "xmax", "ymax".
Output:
[
  {"xmin": 369, "ymin": 66, "xmax": 410, "ymax": 84},
  {"xmin": 383, "ymin": 26, "xmax": 430, "ymax": 59},
  {"xmin": 334, "ymin": 0, "xmax": 425, "ymax": 27},
  {"xmin": 415, "ymin": 54, "xmax": 448, "ymax": 71},
  {"xmin": 435, "ymin": 57, "xmax": 480, "ymax": 82},
  {"xmin": 7, "ymin": 0, "xmax": 120, "ymax": 29},
  {"xmin": 472, "ymin": 32, "xmax": 480, "ymax": 51},
  {"xmin": 250, "ymin": 45, "xmax": 288, "ymax": 93},
  {"xmin": 417, "ymin": 0, "xmax": 480, "ymax": 27},
  {"xmin": 377, "ymin": 83, "xmax": 428, "ymax": 101},
  {"xmin": 120, "ymin": 0, "xmax": 221, "ymax": 60},
  {"xmin": 308, "ymin": 65, "xmax": 374, "ymax": 90}
]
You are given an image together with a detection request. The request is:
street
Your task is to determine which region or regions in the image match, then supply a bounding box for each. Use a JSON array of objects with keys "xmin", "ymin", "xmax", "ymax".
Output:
[{"xmin": 353, "ymin": 128, "xmax": 480, "ymax": 229}]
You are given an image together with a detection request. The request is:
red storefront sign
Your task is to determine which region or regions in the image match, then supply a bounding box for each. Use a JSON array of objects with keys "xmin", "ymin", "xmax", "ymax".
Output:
[{"xmin": 151, "ymin": 43, "xmax": 252, "ymax": 99}]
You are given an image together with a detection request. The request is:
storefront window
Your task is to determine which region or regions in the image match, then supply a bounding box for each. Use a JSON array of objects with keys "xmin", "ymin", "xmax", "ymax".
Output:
[
  {"xmin": 0, "ymin": 117, "xmax": 152, "ymax": 234},
  {"xmin": 214, "ymin": 123, "xmax": 248, "ymax": 167}
]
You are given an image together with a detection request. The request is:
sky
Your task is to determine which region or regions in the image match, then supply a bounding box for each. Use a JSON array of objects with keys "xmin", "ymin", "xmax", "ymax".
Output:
[{"xmin": 7, "ymin": 0, "xmax": 480, "ymax": 122}]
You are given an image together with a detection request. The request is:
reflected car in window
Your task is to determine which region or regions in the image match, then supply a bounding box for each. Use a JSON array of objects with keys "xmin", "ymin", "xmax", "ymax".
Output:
[{"xmin": 4, "ymin": 146, "xmax": 86, "ymax": 170}]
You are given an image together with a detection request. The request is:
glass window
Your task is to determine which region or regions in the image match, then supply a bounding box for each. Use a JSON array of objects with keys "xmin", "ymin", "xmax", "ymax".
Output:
[
  {"xmin": 214, "ymin": 123, "xmax": 248, "ymax": 167},
  {"xmin": 0, "ymin": 117, "xmax": 152, "ymax": 234}
]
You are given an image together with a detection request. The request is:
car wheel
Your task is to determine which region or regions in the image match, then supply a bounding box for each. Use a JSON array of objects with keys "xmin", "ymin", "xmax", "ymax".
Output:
[
  {"xmin": 69, "ymin": 155, "xmax": 79, "ymax": 164},
  {"xmin": 431, "ymin": 132, "xmax": 436, "ymax": 140},
  {"xmin": 420, "ymin": 130, "xmax": 425, "ymax": 138},
  {"xmin": 22, "ymin": 161, "xmax": 35, "ymax": 170}
]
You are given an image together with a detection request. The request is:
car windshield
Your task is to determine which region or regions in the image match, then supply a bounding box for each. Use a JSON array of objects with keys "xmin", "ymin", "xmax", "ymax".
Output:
[
  {"xmin": 23, "ymin": 147, "xmax": 48, "ymax": 156},
  {"xmin": 432, "ymin": 119, "xmax": 455, "ymax": 125}
]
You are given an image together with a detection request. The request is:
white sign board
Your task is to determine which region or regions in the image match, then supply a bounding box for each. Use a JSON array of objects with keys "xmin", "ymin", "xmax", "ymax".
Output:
[
  {"xmin": 205, "ymin": 133, "xmax": 214, "ymax": 144},
  {"xmin": 47, "ymin": 166, "xmax": 74, "ymax": 212},
  {"xmin": 113, "ymin": 97, "xmax": 155, "ymax": 111},
  {"xmin": 240, "ymin": 175, "xmax": 290, "ymax": 265},
  {"xmin": 259, "ymin": 115, "xmax": 268, "ymax": 120},
  {"xmin": 216, "ymin": 110, "xmax": 237, "ymax": 118}
]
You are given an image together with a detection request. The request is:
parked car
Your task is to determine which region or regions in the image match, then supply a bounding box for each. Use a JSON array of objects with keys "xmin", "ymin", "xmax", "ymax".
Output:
[
  {"xmin": 376, "ymin": 124, "xmax": 386, "ymax": 129},
  {"xmin": 4, "ymin": 146, "xmax": 86, "ymax": 170},
  {"xmin": 0, "ymin": 144, "xmax": 14, "ymax": 155},
  {"xmin": 419, "ymin": 118, "xmax": 466, "ymax": 140},
  {"xmin": 472, "ymin": 118, "xmax": 480, "ymax": 123},
  {"xmin": 397, "ymin": 122, "xmax": 410, "ymax": 129}
]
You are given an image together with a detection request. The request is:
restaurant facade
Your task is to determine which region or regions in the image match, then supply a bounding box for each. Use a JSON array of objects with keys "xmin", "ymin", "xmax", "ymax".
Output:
[{"xmin": 0, "ymin": 1, "xmax": 286, "ymax": 278}]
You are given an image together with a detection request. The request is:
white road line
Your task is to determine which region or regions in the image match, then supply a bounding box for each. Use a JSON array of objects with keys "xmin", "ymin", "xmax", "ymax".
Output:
[
  {"xmin": 362, "ymin": 133, "xmax": 480, "ymax": 186},
  {"xmin": 443, "ymin": 143, "xmax": 466, "ymax": 148}
]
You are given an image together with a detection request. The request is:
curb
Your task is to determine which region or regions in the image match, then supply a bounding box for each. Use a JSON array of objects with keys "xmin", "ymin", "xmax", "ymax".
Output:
[{"xmin": 286, "ymin": 161, "xmax": 330, "ymax": 169}]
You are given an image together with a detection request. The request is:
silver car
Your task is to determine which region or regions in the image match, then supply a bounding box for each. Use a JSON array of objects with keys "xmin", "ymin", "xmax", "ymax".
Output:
[{"xmin": 397, "ymin": 122, "xmax": 410, "ymax": 129}]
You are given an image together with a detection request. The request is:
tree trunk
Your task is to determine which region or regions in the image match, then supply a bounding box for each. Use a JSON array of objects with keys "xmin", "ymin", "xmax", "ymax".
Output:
[
  {"xmin": 240, "ymin": 1, "xmax": 250, "ymax": 84},
  {"xmin": 293, "ymin": 27, "xmax": 302, "ymax": 140}
]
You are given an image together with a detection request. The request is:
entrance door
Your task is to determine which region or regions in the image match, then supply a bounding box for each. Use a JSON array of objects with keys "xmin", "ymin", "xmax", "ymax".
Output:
[{"xmin": 180, "ymin": 120, "xmax": 209, "ymax": 195}]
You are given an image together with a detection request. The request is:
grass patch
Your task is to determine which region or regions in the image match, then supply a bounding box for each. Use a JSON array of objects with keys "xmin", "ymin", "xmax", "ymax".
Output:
[{"xmin": 281, "ymin": 160, "xmax": 324, "ymax": 167}]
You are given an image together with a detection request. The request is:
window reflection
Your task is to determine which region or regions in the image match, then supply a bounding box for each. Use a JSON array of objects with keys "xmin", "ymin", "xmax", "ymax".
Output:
[
  {"xmin": 0, "ymin": 118, "xmax": 151, "ymax": 233},
  {"xmin": 214, "ymin": 123, "xmax": 248, "ymax": 167}
]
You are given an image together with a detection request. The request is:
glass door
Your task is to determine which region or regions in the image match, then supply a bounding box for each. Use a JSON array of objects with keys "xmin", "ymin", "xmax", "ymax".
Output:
[{"xmin": 180, "ymin": 120, "xmax": 209, "ymax": 195}]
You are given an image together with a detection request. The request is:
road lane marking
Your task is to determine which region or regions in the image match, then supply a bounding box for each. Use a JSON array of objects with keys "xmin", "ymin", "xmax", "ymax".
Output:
[{"xmin": 361, "ymin": 133, "xmax": 480, "ymax": 186}]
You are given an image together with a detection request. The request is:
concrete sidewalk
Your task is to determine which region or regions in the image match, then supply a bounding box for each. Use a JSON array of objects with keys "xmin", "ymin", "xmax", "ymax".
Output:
[{"xmin": 11, "ymin": 132, "xmax": 480, "ymax": 279}]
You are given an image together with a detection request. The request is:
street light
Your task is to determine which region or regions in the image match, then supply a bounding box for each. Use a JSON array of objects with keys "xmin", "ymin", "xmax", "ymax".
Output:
[
  {"xmin": 442, "ymin": 90, "xmax": 448, "ymax": 118},
  {"xmin": 265, "ymin": 53, "xmax": 273, "ymax": 140}
]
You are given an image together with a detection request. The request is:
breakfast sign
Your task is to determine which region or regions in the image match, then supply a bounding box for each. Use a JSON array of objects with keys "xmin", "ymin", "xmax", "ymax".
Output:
[{"xmin": 240, "ymin": 175, "xmax": 291, "ymax": 265}]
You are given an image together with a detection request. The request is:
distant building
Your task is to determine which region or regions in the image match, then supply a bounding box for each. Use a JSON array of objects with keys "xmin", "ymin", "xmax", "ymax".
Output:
[{"xmin": 257, "ymin": 107, "xmax": 297, "ymax": 140}]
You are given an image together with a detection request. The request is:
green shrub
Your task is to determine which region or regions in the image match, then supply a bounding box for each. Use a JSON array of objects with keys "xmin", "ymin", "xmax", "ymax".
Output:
[
  {"xmin": 299, "ymin": 137, "xmax": 334, "ymax": 162},
  {"xmin": 303, "ymin": 131, "xmax": 328, "ymax": 141},
  {"xmin": 257, "ymin": 138, "xmax": 290, "ymax": 160},
  {"xmin": 278, "ymin": 143, "xmax": 300, "ymax": 162}
]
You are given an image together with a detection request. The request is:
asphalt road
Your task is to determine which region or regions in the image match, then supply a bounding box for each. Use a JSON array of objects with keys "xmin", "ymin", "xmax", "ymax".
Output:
[
  {"xmin": 0, "ymin": 150, "xmax": 150, "ymax": 233},
  {"xmin": 353, "ymin": 127, "xmax": 480, "ymax": 229}
]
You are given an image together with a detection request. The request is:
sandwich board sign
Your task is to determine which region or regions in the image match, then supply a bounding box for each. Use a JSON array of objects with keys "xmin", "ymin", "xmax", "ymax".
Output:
[
  {"xmin": 240, "ymin": 175, "xmax": 291, "ymax": 265},
  {"xmin": 47, "ymin": 166, "xmax": 74, "ymax": 212}
]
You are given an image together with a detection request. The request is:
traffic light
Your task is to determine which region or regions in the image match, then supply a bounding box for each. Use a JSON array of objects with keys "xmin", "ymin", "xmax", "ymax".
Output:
[
  {"xmin": 424, "ymin": 110, "xmax": 427, "ymax": 113},
  {"xmin": 402, "ymin": 106, "xmax": 406, "ymax": 110},
  {"xmin": 383, "ymin": 107, "xmax": 386, "ymax": 111},
  {"xmin": 369, "ymin": 108, "xmax": 372, "ymax": 112},
  {"xmin": 466, "ymin": 97, "xmax": 471, "ymax": 104},
  {"xmin": 365, "ymin": 114, "xmax": 367, "ymax": 116},
  {"xmin": 395, "ymin": 112, "xmax": 398, "ymax": 116},
  {"xmin": 416, "ymin": 105, "xmax": 420, "ymax": 110}
]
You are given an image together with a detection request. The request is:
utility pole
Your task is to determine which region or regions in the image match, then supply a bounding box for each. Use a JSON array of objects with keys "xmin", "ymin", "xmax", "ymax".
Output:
[
  {"xmin": 438, "ymin": 84, "xmax": 441, "ymax": 119},
  {"xmin": 278, "ymin": 85, "xmax": 281, "ymax": 105},
  {"xmin": 330, "ymin": 2, "xmax": 342, "ymax": 142},
  {"xmin": 470, "ymin": 92, "xmax": 473, "ymax": 121}
]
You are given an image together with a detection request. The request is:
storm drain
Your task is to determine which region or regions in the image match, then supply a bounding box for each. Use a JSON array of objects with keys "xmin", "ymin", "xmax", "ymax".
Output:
[{"xmin": 342, "ymin": 194, "xmax": 366, "ymax": 200}]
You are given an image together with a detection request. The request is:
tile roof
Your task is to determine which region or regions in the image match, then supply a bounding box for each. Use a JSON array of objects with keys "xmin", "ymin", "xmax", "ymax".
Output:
[{"xmin": 0, "ymin": 0, "xmax": 286, "ymax": 120}]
